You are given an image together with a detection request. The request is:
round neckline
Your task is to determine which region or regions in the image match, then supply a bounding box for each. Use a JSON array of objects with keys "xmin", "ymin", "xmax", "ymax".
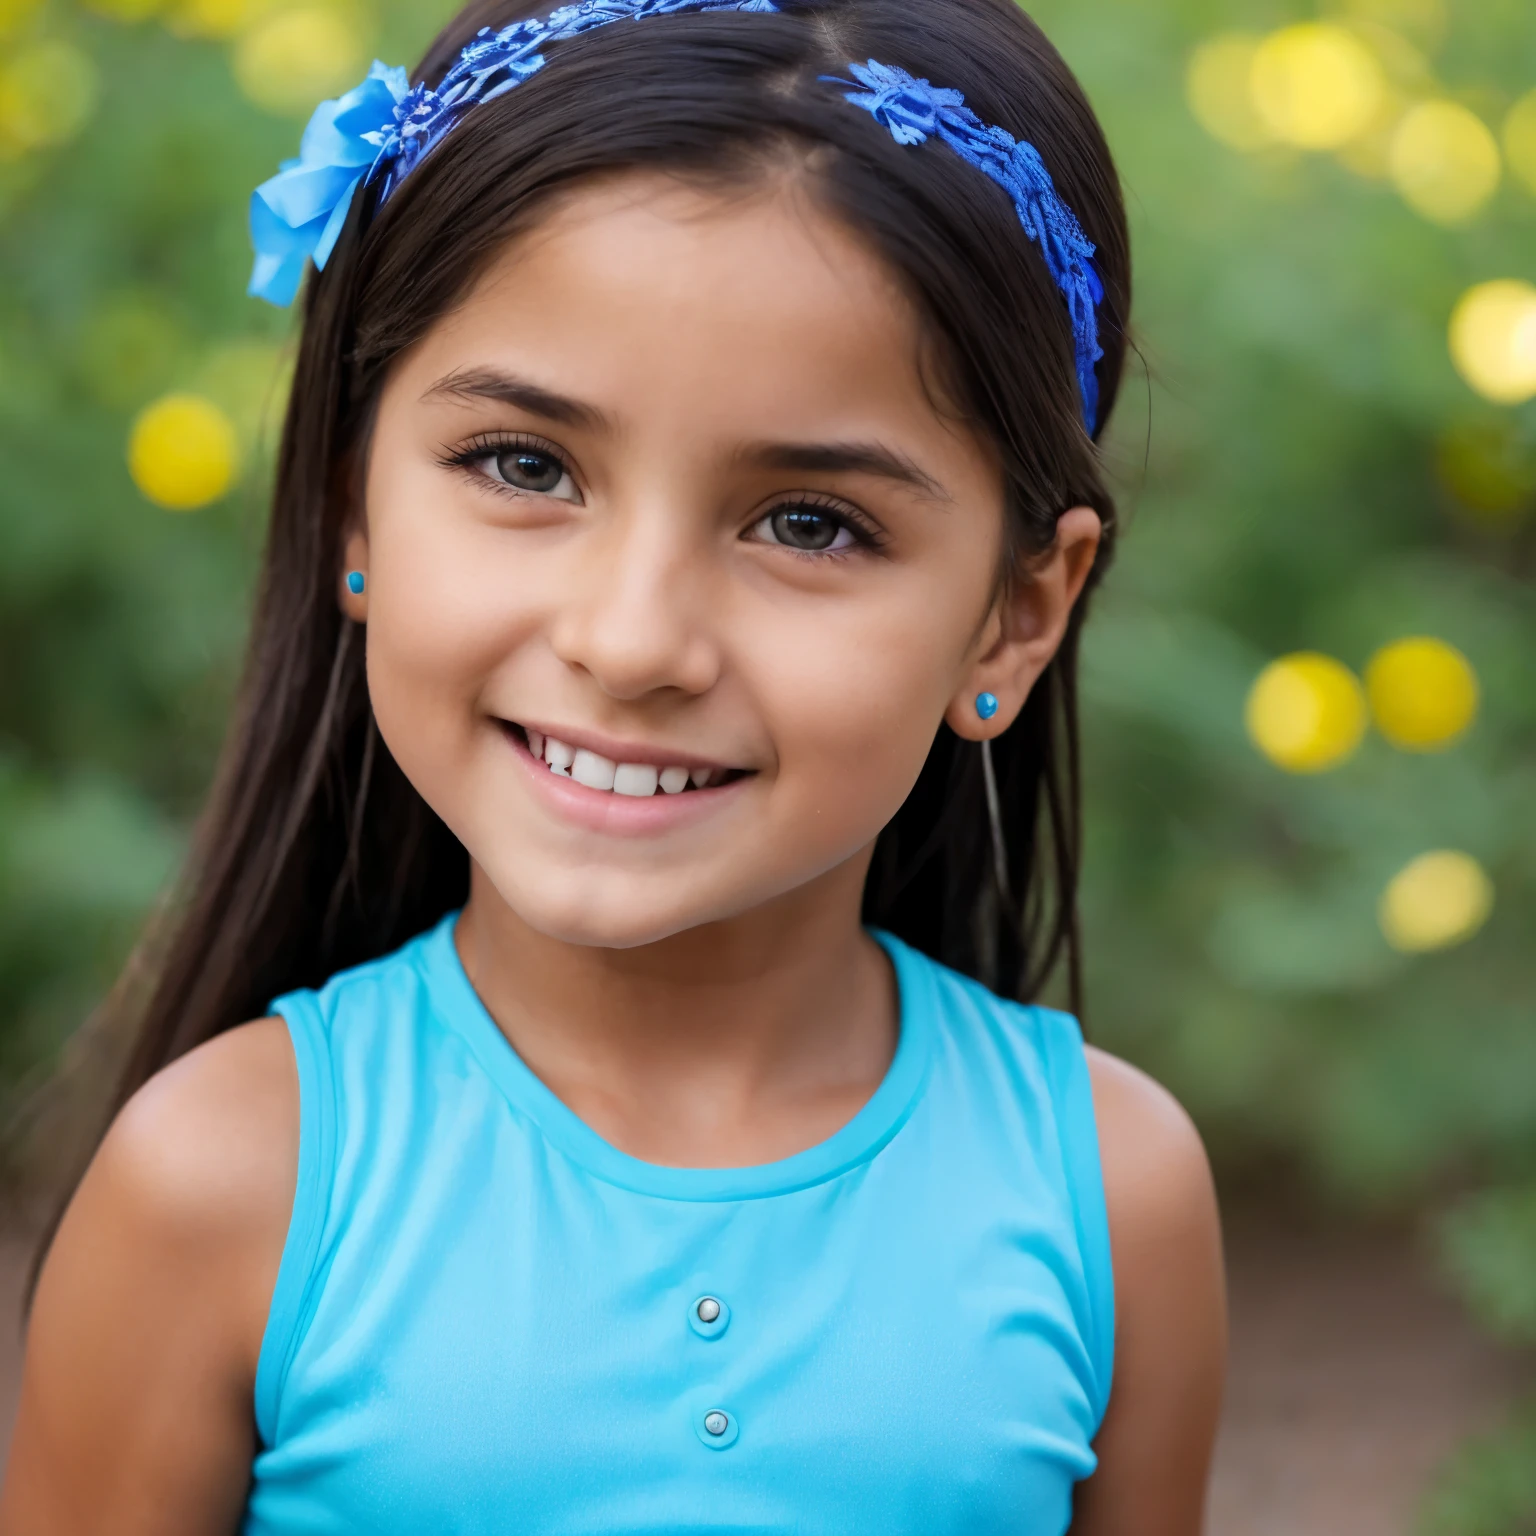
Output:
[{"xmin": 417, "ymin": 912, "xmax": 934, "ymax": 1203}]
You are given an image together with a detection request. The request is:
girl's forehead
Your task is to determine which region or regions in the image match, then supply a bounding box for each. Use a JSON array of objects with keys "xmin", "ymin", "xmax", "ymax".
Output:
[
  {"xmin": 473, "ymin": 169, "xmax": 906, "ymax": 313},
  {"xmin": 397, "ymin": 171, "xmax": 948, "ymax": 436}
]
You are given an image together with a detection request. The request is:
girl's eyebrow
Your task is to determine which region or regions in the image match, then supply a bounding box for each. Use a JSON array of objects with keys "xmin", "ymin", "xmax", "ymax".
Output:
[
  {"xmin": 420, "ymin": 366, "xmax": 611, "ymax": 431},
  {"xmin": 740, "ymin": 440, "xmax": 949, "ymax": 502},
  {"xmin": 421, "ymin": 367, "xmax": 946, "ymax": 500}
]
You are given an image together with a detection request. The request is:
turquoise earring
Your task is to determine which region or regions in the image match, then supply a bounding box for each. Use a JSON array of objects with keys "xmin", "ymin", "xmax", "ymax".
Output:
[
  {"xmin": 975, "ymin": 692, "xmax": 1009, "ymax": 898},
  {"xmin": 347, "ymin": 571, "xmax": 365, "ymax": 594}
]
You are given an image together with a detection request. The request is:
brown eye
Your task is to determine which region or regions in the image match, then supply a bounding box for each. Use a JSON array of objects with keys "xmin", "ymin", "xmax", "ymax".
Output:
[
  {"xmin": 773, "ymin": 510, "xmax": 836, "ymax": 549},
  {"xmin": 493, "ymin": 448, "xmax": 567, "ymax": 495},
  {"xmin": 757, "ymin": 507, "xmax": 856, "ymax": 553}
]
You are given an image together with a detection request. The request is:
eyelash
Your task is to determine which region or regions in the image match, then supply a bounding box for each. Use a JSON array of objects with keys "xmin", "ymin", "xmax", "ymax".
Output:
[
  {"xmin": 746, "ymin": 493, "xmax": 887, "ymax": 560},
  {"xmin": 435, "ymin": 432, "xmax": 577, "ymax": 499},
  {"xmin": 435, "ymin": 434, "xmax": 887, "ymax": 557}
]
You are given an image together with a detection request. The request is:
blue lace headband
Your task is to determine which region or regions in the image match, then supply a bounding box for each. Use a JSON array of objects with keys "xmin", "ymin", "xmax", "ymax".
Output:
[{"xmin": 247, "ymin": 0, "xmax": 1105, "ymax": 433}]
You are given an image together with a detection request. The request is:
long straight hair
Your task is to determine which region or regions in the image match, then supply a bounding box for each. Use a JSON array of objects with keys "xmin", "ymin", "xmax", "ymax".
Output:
[{"xmin": 43, "ymin": 0, "xmax": 1129, "ymax": 1250}]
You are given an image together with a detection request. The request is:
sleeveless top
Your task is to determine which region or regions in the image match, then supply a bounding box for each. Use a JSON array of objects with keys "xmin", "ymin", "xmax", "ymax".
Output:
[{"xmin": 245, "ymin": 913, "xmax": 1114, "ymax": 1535}]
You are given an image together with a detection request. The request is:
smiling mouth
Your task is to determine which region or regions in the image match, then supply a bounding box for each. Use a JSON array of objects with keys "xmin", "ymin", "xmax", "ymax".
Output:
[{"xmin": 505, "ymin": 722, "xmax": 752, "ymax": 798}]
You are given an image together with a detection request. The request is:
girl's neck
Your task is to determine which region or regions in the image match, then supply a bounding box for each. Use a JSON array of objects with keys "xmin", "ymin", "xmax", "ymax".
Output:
[{"xmin": 454, "ymin": 859, "xmax": 898, "ymax": 1169}]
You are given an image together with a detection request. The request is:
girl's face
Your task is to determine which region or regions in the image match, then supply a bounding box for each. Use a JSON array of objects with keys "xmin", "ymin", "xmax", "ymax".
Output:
[{"xmin": 351, "ymin": 171, "xmax": 1094, "ymax": 949}]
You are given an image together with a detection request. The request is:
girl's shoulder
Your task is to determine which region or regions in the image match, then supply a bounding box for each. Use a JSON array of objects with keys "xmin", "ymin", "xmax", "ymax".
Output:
[
  {"xmin": 10, "ymin": 1017, "xmax": 300, "ymax": 1528},
  {"xmin": 1082, "ymin": 1043, "xmax": 1220, "ymax": 1327},
  {"xmin": 1084, "ymin": 1045, "xmax": 1214, "ymax": 1229},
  {"xmin": 1070, "ymin": 1045, "xmax": 1226, "ymax": 1533},
  {"xmin": 77, "ymin": 924, "xmax": 443, "ymax": 1263},
  {"xmin": 73, "ymin": 1015, "xmax": 300, "ymax": 1342}
]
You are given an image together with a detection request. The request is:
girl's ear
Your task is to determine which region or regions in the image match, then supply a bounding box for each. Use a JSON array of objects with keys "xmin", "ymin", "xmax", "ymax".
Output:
[
  {"xmin": 339, "ymin": 522, "xmax": 370, "ymax": 622},
  {"xmin": 945, "ymin": 505, "xmax": 1101, "ymax": 740}
]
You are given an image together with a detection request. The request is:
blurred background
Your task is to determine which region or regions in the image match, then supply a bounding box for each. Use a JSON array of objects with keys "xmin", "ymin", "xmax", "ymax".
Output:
[{"xmin": 0, "ymin": 0, "xmax": 1531, "ymax": 1527}]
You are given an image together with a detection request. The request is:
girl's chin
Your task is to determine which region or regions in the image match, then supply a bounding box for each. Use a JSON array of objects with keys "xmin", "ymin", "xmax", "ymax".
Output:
[{"xmin": 476, "ymin": 867, "xmax": 755, "ymax": 952}]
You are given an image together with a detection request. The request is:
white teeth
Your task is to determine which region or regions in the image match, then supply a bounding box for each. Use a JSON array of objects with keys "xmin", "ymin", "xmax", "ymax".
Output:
[
  {"xmin": 536, "ymin": 733, "xmax": 726, "ymax": 796},
  {"xmin": 571, "ymin": 748, "xmax": 617, "ymax": 792},
  {"xmin": 614, "ymin": 762, "xmax": 659, "ymax": 797}
]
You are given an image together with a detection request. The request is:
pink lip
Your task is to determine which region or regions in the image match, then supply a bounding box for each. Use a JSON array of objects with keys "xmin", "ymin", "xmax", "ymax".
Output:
[{"xmin": 506, "ymin": 726, "xmax": 753, "ymax": 836}]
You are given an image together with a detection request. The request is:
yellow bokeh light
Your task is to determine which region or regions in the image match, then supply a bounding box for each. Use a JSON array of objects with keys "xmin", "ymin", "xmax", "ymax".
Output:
[
  {"xmin": 1365, "ymin": 637, "xmax": 1478, "ymax": 749},
  {"xmin": 1245, "ymin": 652, "xmax": 1368, "ymax": 772},
  {"xmin": 0, "ymin": 0, "xmax": 44, "ymax": 39},
  {"xmin": 1505, "ymin": 90, "xmax": 1536, "ymax": 199},
  {"xmin": 1449, "ymin": 280, "xmax": 1536, "ymax": 406},
  {"xmin": 1250, "ymin": 24, "xmax": 1386, "ymax": 150},
  {"xmin": 128, "ymin": 393, "xmax": 240, "ymax": 510},
  {"xmin": 1379, "ymin": 850, "xmax": 1493, "ymax": 953},
  {"xmin": 0, "ymin": 41, "xmax": 100, "ymax": 154},
  {"xmin": 1187, "ymin": 35, "xmax": 1275, "ymax": 152},
  {"xmin": 1389, "ymin": 101, "xmax": 1500, "ymax": 225},
  {"xmin": 234, "ymin": 7, "xmax": 364, "ymax": 117}
]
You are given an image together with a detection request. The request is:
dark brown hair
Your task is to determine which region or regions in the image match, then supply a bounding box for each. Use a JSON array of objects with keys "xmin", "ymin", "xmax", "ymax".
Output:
[{"xmin": 47, "ymin": 0, "xmax": 1129, "ymax": 1250}]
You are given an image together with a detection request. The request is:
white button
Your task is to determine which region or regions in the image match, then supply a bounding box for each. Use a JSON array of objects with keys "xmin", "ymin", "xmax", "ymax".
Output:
[
  {"xmin": 689, "ymin": 1295, "xmax": 730, "ymax": 1338},
  {"xmin": 695, "ymin": 1407, "xmax": 738, "ymax": 1448}
]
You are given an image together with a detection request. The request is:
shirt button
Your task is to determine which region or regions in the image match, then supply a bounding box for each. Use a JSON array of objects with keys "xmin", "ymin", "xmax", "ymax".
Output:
[
  {"xmin": 689, "ymin": 1295, "xmax": 730, "ymax": 1339},
  {"xmin": 695, "ymin": 1407, "xmax": 739, "ymax": 1449}
]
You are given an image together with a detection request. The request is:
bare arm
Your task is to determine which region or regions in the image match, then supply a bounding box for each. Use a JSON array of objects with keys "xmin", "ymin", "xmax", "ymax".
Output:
[
  {"xmin": 0, "ymin": 1020, "xmax": 298, "ymax": 1536},
  {"xmin": 1071, "ymin": 1047, "xmax": 1227, "ymax": 1536}
]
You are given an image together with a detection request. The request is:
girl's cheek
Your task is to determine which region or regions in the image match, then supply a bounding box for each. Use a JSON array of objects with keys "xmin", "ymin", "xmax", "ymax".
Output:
[
  {"xmin": 358, "ymin": 504, "xmax": 541, "ymax": 825},
  {"xmin": 366, "ymin": 471, "xmax": 554, "ymax": 710},
  {"xmin": 753, "ymin": 602, "xmax": 961, "ymax": 827}
]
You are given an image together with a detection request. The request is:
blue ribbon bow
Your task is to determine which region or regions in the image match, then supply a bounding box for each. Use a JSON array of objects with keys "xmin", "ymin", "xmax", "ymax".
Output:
[
  {"xmin": 247, "ymin": 0, "xmax": 777, "ymax": 308},
  {"xmin": 247, "ymin": 61, "xmax": 409, "ymax": 307}
]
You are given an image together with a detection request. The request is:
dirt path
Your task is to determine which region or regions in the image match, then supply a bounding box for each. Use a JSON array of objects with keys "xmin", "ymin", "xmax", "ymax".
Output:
[
  {"xmin": 1207, "ymin": 1208, "xmax": 1530, "ymax": 1535},
  {"xmin": 0, "ymin": 1211, "xmax": 1527, "ymax": 1528}
]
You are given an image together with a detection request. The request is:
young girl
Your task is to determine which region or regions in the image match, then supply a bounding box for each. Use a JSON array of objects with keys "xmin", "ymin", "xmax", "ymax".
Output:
[{"xmin": 1, "ymin": 0, "xmax": 1225, "ymax": 1529}]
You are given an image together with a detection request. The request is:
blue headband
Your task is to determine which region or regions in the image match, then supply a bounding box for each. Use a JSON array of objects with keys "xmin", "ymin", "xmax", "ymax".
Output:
[
  {"xmin": 827, "ymin": 60, "xmax": 1104, "ymax": 434},
  {"xmin": 247, "ymin": 0, "xmax": 1104, "ymax": 433}
]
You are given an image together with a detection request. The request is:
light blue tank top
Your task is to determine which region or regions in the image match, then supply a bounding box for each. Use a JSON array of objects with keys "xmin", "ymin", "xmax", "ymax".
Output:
[{"xmin": 246, "ymin": 913, "xmax": 1113, "ymax": 1535}]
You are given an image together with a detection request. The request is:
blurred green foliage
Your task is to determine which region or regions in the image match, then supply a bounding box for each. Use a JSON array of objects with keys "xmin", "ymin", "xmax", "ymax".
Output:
[
  {"xmin": 1420, "ymin": 1400, "xmax": 1536, "ymax": 1536},
  {"xmin": 0, "ymin": 0, "xmax": 1532, "ymax": 1517},
  {"xmin": 1026, "ymin": 0, "xmax": 1536, "ymax": 1509},
  {"xmin": 1438, "ymin": 1182, "xmax": 1536, "ymax": 1344}
]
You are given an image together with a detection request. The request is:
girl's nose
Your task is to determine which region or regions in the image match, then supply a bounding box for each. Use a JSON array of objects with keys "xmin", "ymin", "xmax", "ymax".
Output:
[{"xmin": 547, "ymin": 510, "xmax": 722, "ymax": 701}]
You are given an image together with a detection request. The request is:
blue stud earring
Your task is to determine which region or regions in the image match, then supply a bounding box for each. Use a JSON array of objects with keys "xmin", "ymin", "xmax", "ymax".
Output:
[
  {"xmin": 975, "ymin": 691, "xmax": 999, "ymax": 721},
  {"xmin": 346, "ymin": 571, "xmax": 365, "ymax": 594}
]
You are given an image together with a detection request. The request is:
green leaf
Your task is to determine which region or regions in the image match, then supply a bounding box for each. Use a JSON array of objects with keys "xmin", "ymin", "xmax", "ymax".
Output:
[
  {"xmin": 1437, "ymin": 1182, "xmax": 1536, "ymax": 1346},
  {"xmin": 1419, "ymin": 1400, "xmax": 1536, "ymax": 1536}
]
